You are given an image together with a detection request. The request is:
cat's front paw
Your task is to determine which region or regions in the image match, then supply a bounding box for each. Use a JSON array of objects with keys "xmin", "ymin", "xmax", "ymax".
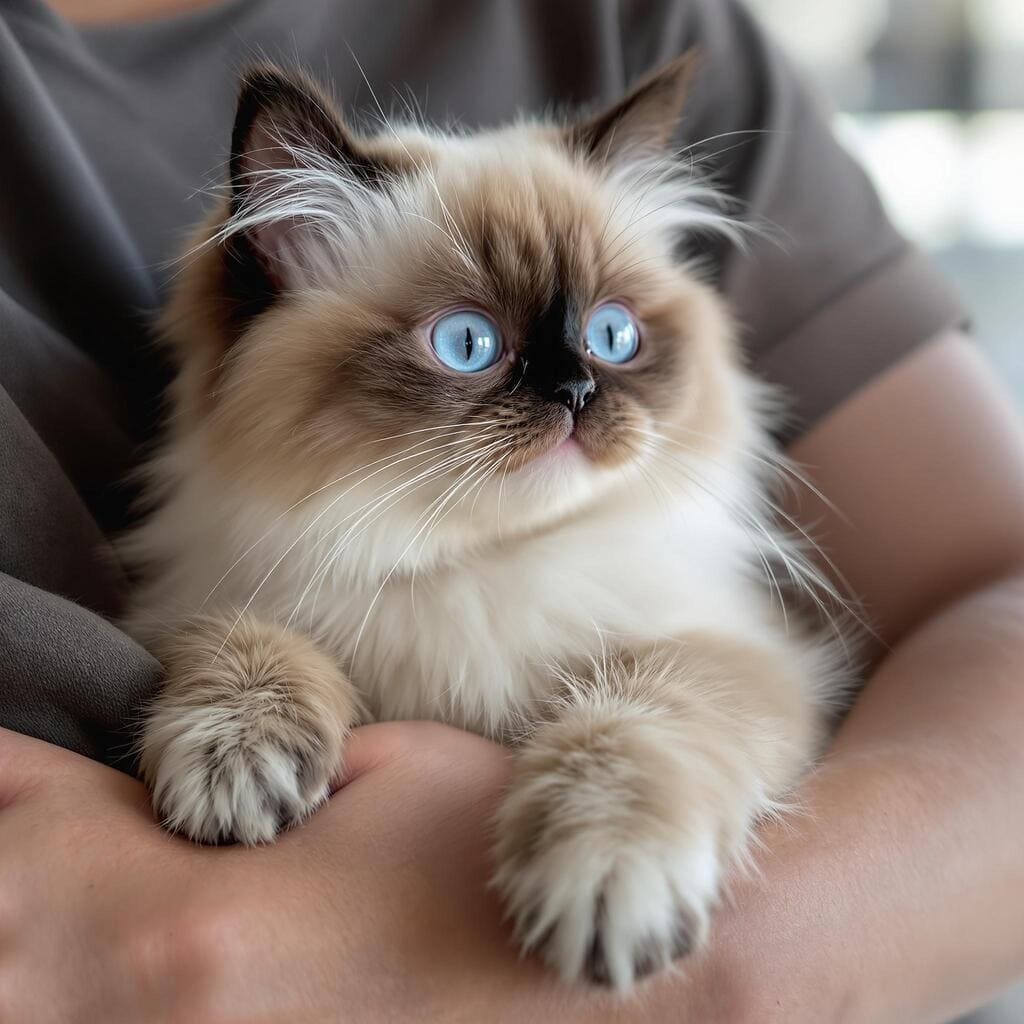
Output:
[
  {"xmin": 143, "ymin": 706, "xmax": 337, "ymax": 845},
  {"xmin": 140, "ymin": 615, "xmax": 359, "ymax": 845},
  {"xmin": 493, "ymin": 718, "xmax": 724, "ymax": 990},
  {"xmin": 496, "ymin": 826, "xmax": 713, "ymax": 990}
]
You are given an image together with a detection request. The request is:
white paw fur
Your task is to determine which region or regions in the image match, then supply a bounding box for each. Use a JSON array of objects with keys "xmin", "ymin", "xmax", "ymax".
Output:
[
  {"xmin": 493, "ymin": 711, "xmax": 724, "ymax": 989},
  {"xmin": 143, "ymin": 703, "xmax": 334, "ymax": 844},
  {"xmin": 140, "ymin": 615, "xmax": 359, "ymax": 845},
  {"xmin": 496, "ymin": 813, "xmax": 718, "ymax": 990}
]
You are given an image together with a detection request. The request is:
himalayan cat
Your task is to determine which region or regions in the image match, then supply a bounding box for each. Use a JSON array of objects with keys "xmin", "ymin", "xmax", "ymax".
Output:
[{"xmin": 123, "ymin": 56, "xmax": 847, "ymax": 990}]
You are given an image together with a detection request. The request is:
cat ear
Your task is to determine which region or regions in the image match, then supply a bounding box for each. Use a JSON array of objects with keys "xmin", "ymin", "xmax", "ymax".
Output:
[
  {"xmin": 227, "ymin": 65, "xmax": 392, "ymax": 290},
  {"xmin": 570, "ymin": 51, "xmax": 699, "ymax": 164}
]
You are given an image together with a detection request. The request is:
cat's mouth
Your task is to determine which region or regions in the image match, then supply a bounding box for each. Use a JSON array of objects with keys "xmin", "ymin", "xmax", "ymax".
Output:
[
  {"xmin": 511, "ymin": 415, "xmax": 600, "ymax": 474},
  {"xmin": 531, "ymin": 433, "xmax": 584, "ymax": 468},
  {"xmin": 499, "ymin": 405, "xmax": 636, "ymax": 475}
]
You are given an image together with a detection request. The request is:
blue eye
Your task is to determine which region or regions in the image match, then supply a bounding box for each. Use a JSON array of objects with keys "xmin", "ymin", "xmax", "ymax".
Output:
[
  {"xmin": 431, "ymin": 310, "xmax": 502, "ymax": 373},
  {"xmin": 585, "ymin": 303, "xmax": 640, "ymax": 364}
]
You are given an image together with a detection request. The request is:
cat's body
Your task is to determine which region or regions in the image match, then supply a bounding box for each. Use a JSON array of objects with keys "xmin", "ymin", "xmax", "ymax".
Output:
[{"xmin": 124, "ymin": 57, "xmax": 848, "ymax": 990}]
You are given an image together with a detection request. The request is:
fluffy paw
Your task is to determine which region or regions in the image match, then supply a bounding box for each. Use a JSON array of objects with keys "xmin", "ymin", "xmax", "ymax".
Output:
[
  {"xmin": 496, "ymin": 823, "xmax": 717, "ymax": 990},
  {"xmin": 139, "ymin": 615, "xmax": 358, "ymax": 844},
  {"xmin": 494, "ymin": 712, "xmax": 727, "ymax": 990},
  {"xmin": 144, "ymin": 706, "xmax": 337, "ymax": 844}
]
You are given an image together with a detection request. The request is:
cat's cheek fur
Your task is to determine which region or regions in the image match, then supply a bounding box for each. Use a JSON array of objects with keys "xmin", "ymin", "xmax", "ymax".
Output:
[
  {"xmin": 493, "ymin": 637, "xmax": 822, "ymax": 991},
  {"xmin": 139, "ymin": 614, "xmax": 362, "ymax": 844}
]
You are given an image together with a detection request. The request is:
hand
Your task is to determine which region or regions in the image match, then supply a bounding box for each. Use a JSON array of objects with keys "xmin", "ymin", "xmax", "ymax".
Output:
[{"xmin": 0, "ymin": 726, "xmax": 210, "ymax": 1023}]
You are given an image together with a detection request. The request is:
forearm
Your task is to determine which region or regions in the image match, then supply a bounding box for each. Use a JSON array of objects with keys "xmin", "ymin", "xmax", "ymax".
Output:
[{"xmin": 695, "ymin": 569, "xmax": 1024, "ymax": 1023}]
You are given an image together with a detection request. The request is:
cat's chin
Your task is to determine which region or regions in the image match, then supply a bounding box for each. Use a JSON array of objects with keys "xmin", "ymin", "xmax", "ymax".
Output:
[
  {"xmin": 519, "ymin": 432, "xmax": 633, "ymax": 483},
  {"xmin": 499, "ymin": 433, "xmax": 632, "ymax": 531},
  {"xmin": 526, "ymin": 435, "xmax": 585, "ymax": 472}
]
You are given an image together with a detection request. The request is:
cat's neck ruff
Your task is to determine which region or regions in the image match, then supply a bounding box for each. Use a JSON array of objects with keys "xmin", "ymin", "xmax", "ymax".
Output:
[{"xmin": 124, "ymin": 424, "xmax": 775, "ymax": 736}]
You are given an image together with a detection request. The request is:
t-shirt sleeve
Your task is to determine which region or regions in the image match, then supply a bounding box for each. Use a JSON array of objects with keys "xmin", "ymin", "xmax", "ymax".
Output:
[{"xmin": 622, "ymin": 0, "xmax": 967, "ymax": 442}]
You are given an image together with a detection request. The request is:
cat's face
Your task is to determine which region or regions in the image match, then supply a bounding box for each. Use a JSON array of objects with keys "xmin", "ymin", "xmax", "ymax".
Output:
[{"xmin": 171, "ymin": 59, "xmax": 748, "ymax": 574}]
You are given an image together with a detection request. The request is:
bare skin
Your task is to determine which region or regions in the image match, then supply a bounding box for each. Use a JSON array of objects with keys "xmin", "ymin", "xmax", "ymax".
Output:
[{"xmin": 3, "ymin": 331, "xmax": 1024, "ymax": 1022}]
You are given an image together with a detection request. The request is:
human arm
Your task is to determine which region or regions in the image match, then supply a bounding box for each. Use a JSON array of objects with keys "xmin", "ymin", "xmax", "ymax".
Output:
[
  {"xmin": 702, "ymin": 563, "xmax": 1024, "ymax": 1023},
  {"xmin": 696, "ymin": 330, "xmax": 1024, "ymax": 1022}
]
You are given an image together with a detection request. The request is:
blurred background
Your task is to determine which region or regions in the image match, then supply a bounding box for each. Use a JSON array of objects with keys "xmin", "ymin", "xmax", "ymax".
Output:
[
  {"xmin": 748, "ymin": 6, "xmax": 1024, "ymax": 1021},
  {"xmin": 747, "ymin": 0, "xmax": 1024, "ymax": 404}
]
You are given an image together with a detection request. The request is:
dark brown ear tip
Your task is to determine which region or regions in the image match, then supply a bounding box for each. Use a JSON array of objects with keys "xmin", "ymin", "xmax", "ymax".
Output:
[
  {"xmin": 230, "ymin": 64, "xmax": 344, "ymax": 182},
  {"xmin": 238, "ymin": 62, "xmax": 290, "ymax": 94},
  {"xmin": 234, "ymin": 63, "xmax": 324, "ymax": 122},
  {"xmin": 241, "ymin": 61, "xmax": 316, "ymax": 92},
  {"xmin": 234, "ymin": 65, "xmax": 291, "ymax": 138},
  {"xmin": 632, "ymin": 47, "xmax": 703, "ymax": 103},
  {"xmin": 569, "ymin": 47, "xmax": 703, "ymax": 162},
  {"xmin": 668, "ymin": 47, "xmax": 702, "ymax": 92},
  {"xmin": 668, "ymin": 47, "xmax": 702, "ymax": 75}
]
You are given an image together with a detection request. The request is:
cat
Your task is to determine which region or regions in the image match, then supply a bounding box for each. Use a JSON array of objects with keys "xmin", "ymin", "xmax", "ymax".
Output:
[{"xmin": 121, "ymin": 55, "xmax": 848, "ymax": 991}]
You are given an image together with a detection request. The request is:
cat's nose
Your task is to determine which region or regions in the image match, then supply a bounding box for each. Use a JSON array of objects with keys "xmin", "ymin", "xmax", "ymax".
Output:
[{"xmin": 554, "ymin": 376, "xmax": 596, "ymax": 416}]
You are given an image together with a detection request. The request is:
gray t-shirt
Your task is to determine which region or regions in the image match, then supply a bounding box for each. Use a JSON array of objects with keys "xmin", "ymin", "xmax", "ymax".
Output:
[{"xmin": 0, "ymin": 0, "xmax": 964, "ymax": 765}]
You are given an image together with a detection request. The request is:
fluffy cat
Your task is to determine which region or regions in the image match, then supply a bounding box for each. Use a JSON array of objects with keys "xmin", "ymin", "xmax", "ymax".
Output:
[{"xmin": 122, "ymin": 56, "xmax": 847, "ymax": 990}]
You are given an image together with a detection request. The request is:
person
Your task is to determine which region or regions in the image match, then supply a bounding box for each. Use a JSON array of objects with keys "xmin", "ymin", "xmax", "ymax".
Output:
[{"xmin": 1, "ymin": 0, "xmax": 1023, "ymax": 1020}]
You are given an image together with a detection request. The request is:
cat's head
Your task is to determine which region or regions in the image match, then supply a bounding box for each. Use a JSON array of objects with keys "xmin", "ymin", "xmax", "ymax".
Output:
[{"xmin": 167, "ymin": 58, "xmax": 755, "ymax": 575}]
